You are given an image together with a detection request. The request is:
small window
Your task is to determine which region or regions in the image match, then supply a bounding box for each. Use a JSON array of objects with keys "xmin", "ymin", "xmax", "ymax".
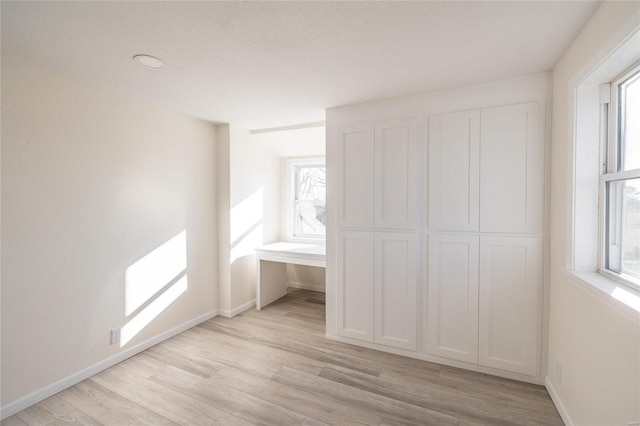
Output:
[
  {"xmin": 290, "ymin": 159, "xmax": 326, "ymax": 239},
  {"xmin": 601, "ymin": 64, "xmax": 640, "ymax": 289}
]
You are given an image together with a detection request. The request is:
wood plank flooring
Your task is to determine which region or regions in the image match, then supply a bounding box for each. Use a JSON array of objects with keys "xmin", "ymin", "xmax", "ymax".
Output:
[{"xmin": 2, "ymin": 289, "xmax": 563, "ymax": 425}]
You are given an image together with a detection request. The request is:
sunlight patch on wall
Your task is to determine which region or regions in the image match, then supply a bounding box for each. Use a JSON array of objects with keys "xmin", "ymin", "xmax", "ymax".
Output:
[
  {"xmin": 121, "ymin": 231, "xmax": 188, "ymax": 346},
  {"xmin": 121, "ymin": 274, "xmax": 188, "ymax": 347},
  {"xmin": 230, "ymin": 189, "xmax": 264, "ymax": 263},
  {"xmin": 125, "ymin": 231, "xmax": 187, "ymax": 316}
]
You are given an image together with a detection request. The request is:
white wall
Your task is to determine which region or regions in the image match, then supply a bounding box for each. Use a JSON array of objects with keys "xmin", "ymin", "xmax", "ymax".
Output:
[
  {"xmin": 1, "ymin": 57, "xmax": 218, "ymax": 413},
  {"xmin": 548, "ymin": 2, "xmax": 640, "ymax": 425},
  {"xmin": 226, "ymin": 127, "xmax": 281, "ymax": 312},
  {"xmin": 247, "ymin": 126, "xmax": 327, "ymax": 294},
  {"xmin": 251, "ymin": 125, "xmax": 325, "ymax": 159},
  {"xmin": 286, "ymin": 265, "xmax": 326, "ymax": 292},
  {"xmin": 216, "ymin": 124, "xmax": 232, "ymax": 312}
]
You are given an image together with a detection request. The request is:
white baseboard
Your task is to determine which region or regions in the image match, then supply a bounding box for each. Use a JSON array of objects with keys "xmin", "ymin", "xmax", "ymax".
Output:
[
  {"xmin": 287, "ymin": 281, "xmax": 325, "ymax": 293},
  {"xmin": 0, "ymin": 309, "xmax": 219, "ymax": 420},
  {"xmin": 545, "ymin": 376, "xmax": 573, "ymax": 426},
  {"xmin": 218, "ymin": 298, "xmax": 255, "ymax": 318}
]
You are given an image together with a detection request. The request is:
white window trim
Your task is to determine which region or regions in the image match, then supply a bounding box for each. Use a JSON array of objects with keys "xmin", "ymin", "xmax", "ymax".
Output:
[
  {"xmin": 283, "ymin": 157, "xmax": 326, "ymax": 244},
  {"xmin": 598, "ymin": 62, "xmax": 640, "ymax": 291},
  {"xmin": 569, "ymin": 26, "xmax": 640, "ymax": 317}
]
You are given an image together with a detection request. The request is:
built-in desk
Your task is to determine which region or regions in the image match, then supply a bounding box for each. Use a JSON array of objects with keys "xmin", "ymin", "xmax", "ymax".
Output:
[{"xmin": 255, "ymin": 242, "xmax": 326, "ymax": 309}]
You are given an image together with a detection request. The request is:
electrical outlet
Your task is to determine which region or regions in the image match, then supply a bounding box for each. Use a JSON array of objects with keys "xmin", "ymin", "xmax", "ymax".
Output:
[
  {"xmin": 555, "ymin": 362, "xmax": 562, "ymax": 383},
  {"xmin": 110, "ymin": 328, "xmax": 121, "ymax": 345}
]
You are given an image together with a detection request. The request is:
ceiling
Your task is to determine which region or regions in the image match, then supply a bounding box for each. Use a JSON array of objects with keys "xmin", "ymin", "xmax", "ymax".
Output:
[{"xmin": 2, "ymin": 1, "xmax": 600, "ymax": 129}]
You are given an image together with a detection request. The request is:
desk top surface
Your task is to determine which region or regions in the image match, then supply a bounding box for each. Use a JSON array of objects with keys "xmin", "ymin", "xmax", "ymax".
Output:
[{"xmin": 256, "ymin": 242, "xmax": 325, "ymax": 257}]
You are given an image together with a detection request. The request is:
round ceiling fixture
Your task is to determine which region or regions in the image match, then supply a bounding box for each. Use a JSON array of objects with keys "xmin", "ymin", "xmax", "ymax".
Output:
[{"xmin": 133, "ymin": 54, "xmax": 164, "ymax": 69}]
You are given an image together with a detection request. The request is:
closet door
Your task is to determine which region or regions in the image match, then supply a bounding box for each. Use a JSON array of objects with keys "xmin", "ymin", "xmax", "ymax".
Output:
[
  {"xmin": 427, "ymin": 234, "xmax": 479, "ymax": 363},
  {"xmin": 337, "ymin": 124, "xmax": 375, "ymax": 228},
  {"xmin": 374, "ymin": 232, "xmax": 417, "ymax": 350},
  {"xmin": 428, "ymin": 110, "xmax": 480, "ymax": 231},
  {"xmin": 374, "ymin": 119, "xmax": 418, "ymax": 229},
  {"xmin": 480, "ymin": 102, "xmax": 543, "ymax": 234},
  {"xmin": 479, "ymin": 236, "xmax": 541, "ymax": 376},
  {"xmin": 337, "ymin": 231, "xmax": 374, "ymax": 341}
]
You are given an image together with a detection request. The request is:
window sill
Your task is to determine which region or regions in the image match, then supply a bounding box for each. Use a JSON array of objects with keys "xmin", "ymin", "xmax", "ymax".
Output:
[
  {"xmin": 563, "ymin": 269, "xmax": 640, "ymax": 324},
  {"xmin": 283, "ymin": 236, "xmax": 326, "ymax": 245}
]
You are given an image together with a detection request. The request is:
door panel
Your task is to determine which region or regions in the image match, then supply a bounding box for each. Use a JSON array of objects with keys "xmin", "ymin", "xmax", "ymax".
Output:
[
  {"xmin": 479, "ymin": 236, "xmax": 541, "ymax": 376},
  {"xmin": 337, "ymin": 231, "xmax": 374, "ymax": 341},
  {"xmin": 480, "ymin": 102, "xmax": 543, "ymax": 234},
  {"xmin": 375, "ymin": 232, "xmax": 417, "ymax": 350},
  {"xmin": 427, "ymin": 234, "xmax": 479, "ymax": 362},
  {"xmin": 337, "ymin": 124, "xmax": 375, "ymax": 228},
  {"xmin": 375, "ymin": 119, "xmax": 418, "ymax": 229},
  {"xmin": 428, "ymin": 111, "xmax": 480, "ymax": 231}
]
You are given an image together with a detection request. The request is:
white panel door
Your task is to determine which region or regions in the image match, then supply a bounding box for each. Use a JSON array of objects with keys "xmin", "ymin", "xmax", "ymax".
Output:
[
  {"xmin": 428, "ymin": 110, "xmax": 480, "ymax": 231},
  {"xmin": 374, "ymin": 232, "xmax": 417, "ymax": 350},
  {"xmin": 479, "ymin": 236, "xmax": 541, "ymax": 376},
  {"xmin": 374, "ymin": 119, "xmax": 418, "ymax": 229},
  {"xmin": 337, "ymin": 231, "xmax": 374, "ymax": 341},
  {"xmin": 427, "ymin": 234, "xmax": 479, "ymax": 363},
  {"xmin": 337, "ymin": 124, "xmax": 375, "ymax": 228},
  {"xmin": 480, "ymin": 102, "xmax": 543, "ymax": 234}
]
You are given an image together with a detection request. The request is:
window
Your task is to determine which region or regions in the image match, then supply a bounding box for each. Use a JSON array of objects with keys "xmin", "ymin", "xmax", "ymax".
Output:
[
  {"xmin": 601, "ymin": 64, "xmax": 640, "ymax": 289},
  {"xmin": 289, "ymin": 158, "xmax": 326, "ymax": 239}
]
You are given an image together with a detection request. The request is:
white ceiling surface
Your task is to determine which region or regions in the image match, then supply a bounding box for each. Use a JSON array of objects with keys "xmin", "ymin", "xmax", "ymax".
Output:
[{"xmin": 2, "ymin": 1, "xmax": 600, "ymax": 130}]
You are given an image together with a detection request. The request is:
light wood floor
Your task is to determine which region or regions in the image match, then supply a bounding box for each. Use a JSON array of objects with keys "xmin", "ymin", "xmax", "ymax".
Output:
[{"xmin": 2, "ymin": 289, "xmax": 563, "ymax": 426}]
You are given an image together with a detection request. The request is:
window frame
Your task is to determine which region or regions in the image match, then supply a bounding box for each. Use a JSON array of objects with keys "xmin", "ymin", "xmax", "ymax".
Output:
[
  {"xmin": 599, "ymin": 62, "xmax": 640, "ymax": 290},
  {"xmin": 284, "ymin": 157, "xmax": 326, "ymax": 243}
]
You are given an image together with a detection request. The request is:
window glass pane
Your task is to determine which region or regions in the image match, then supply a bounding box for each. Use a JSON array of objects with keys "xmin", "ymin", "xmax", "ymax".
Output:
[
  {"xmin": 294, "ymin": 164, "xmax": 325, "ymax": 237},
  {"xmin": 297, "ymin": 166, "xmax": 326, "ymax": 201},
  {"xmin": 606, "ymin": 178, "xmax": 640, "ymax": 283},
  {"xmin": 296, "ymin": 201, "xmax": 326, "ymax": 236},
  {"xmin": 619, "ymin": 71, "xmax": 640, "ymax": 171}
]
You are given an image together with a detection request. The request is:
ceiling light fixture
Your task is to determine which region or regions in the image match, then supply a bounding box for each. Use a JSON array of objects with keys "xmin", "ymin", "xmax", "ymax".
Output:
[{"xmin": 133, "ymin": 54, "xmax": 164, "ymax": 69}]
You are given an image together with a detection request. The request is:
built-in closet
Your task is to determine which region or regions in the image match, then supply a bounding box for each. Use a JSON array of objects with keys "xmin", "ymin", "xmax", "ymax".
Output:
[{"xmin": 326, "ymin": 73, "xmax": 549, "ymax": 383}]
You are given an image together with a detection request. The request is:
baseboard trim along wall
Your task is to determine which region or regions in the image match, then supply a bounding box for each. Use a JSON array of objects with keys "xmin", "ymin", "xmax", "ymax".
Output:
[
  {"xmin": 544, "ymin": 376, "xmax": 574, "ymax": 426},
  {"xmin": 287, "ymin": 281, "xmax": 326, "ymax": 293},
  {"xmin": 0, "ymin": 309, "xmax": 219, "ymax": 420},
  {"xmin": 218, "ymin": 298, "xmax": 256, "ymax": 318}
]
